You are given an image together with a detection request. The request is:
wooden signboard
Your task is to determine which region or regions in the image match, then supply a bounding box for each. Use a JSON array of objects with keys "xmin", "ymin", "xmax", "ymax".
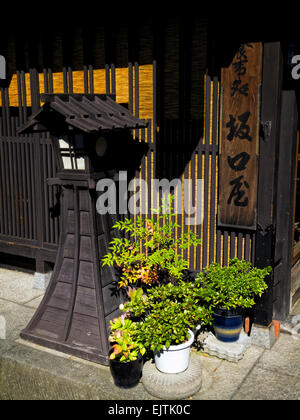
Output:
[{"xmin": 218, "ymin": 42, "xmax": 263, "ymax": 230}]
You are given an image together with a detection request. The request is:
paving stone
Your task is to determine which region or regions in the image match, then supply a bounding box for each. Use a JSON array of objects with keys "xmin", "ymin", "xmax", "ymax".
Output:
[
  {"xmin": 250, "ymin": 323, "xmax": 276, "ymax": 349},
  {"xmin": 0, "ymin": 269, "xmax": 43, "ymax": 304},
  {"xmin": 257, "ymin": 333, "xmax": 300, "ymax": 378},
  {"xmin": 232, "ymin": 365, "xmax": 300, "ymax": 400},
  {"xmin": 33, "ymin": 272, "xmax": 52, "ymax": 291},
  {"xmin": 193, "ymin": 345, "xmax": 264, "ymax": 400},
  {"xmin": 202, "ymin": 331, "xmax": 251, "ymax": 362}
]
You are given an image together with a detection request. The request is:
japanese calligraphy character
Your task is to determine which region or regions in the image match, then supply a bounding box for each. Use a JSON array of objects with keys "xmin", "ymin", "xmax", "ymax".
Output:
[
  {"xmin": 226, "ymin": 111, "xmax": 252, "ymax": 142},
  {"xmin": 227, "ymin": 175, "xmax": 249, "ymax": 207},
  {"xmin": 236, "ymin": 43, "xmax": 253, "ymax": 61},
  {"xmin": 227, "ymin": 152, "xmax": 250, "ymax": 171},
  {"xmin": 231, "ymin": 79, "xmax": 249, "ymax": 97},
  {"xmin": 231, "ymin": 43, "xmax": 253, "ymax": 96},
  {"xmin": 232, "ymin": 59, "xmax": 248, "ymax": 77}
]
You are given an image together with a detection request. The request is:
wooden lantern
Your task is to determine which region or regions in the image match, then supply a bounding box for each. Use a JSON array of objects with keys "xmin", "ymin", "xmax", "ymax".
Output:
[{"xmin": 18, "ymin": 94, "xmax": 147, "ymax": 364}]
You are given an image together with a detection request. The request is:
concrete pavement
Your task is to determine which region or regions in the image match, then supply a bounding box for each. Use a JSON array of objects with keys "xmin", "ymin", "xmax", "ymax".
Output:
[{"xmin": 0, "ymin": 267, "xmax": 299, "ymax": 400}]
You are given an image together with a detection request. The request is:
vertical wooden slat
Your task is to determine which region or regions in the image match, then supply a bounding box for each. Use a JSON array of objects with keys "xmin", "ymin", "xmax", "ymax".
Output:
[
  {"xmin": 111, "ymin": 63, "xmax": 116, "ymax": 95},
  {"xmin": 89, "ymin": 65, "xmax": 94, "ymax": 94},
  {"xmin": 16, "ymin": 137, "xmax": 24, "ymax": 238},
  {"xmin": 43, "ymin": 68, "xmax": 49, "ymax": 94},
  {"xmin": 134, "ymin": 62, "xmax": 139, "ymax": 142},
  {"xmin": 83, "ymin": 65, "xmax": 89, "ymax": 94},
  {"xmin": 195, "ymin": 134, "xmax": 203, "ymax": 270},
  {"xmin": 152, "ymin": 60, "xmax": 157, "ymax": 143},
  {"xmin": 48, "ymin": 68, "xmax": 54, "ymax": 94},
  {"xmin": 68, "ymin": 67, "xmax": 73, "ymax": 94},
  {"xmin": 105, "ymin": 64, "xmax": 110, "ymax": 94},
  {"xmin": 7, "ymin": 138, "xmax": 16, "ymax": 236},
  {"xmin": 24, "ymin": 138, "xmax": 33, "ymax": 240},
  {"xmin": 4, "ymin": 87, "xmax": 11, "ymax": 137},
  {"xmin": 49, "ymin": 140, "xmax": 56, "ymax": 244},
  {"xmin": 16, "ymin": 71, "xmax": 24, "ymax": 127},
  {"xmin": 216, "ymin": 229, "xmax": 222, "ymax": 264},
  {"xmin": 237, "ymin": 232, "xmax": 243, "ymax": 260},
  {"xmin": 48, "ymin": 141, "xmax": 55, "ymax": 244},
  {"xmin": 20, "ymin": 140, "xmax": 29, "ymax": 239},
  {"xmin": 202, "ymin": 73, "xmax": 211, "ymax": 269},
  {"xmin": 183, "ymin": 122, "xmax": 190, "ymax": 264},
  {"xmin": 12, "ymin": 138, "xmax": 21, "ymax": 238},
  {"xmin": 223, "ymin": 230, "xmax": 229, "ymax": 266},
  {"xmin": 42, "ymin": 141, "xmax": 50, "ymax": 244},
  {"xmin": 189, "ymin": 122, "xmax": 196, "ymax": 269},
  {"xmin": 21, "ymin": 71, "xmax": 28, "ymax": 123},
  {"xmin": 1, "ymin": 88, "xmax": 7, "ymax": 136},
  {"xmin": 29, "ymin": 68, "xmax": 40, "ymax": 114},
  {"xmin": 128, "ymin": 62, "xmax": 133, "ymax": 114},
  {"xmin": 4, "ymin": 140, "xmax": 11, "ymax": 235},
  {"xmin": 63, "ymin": 67, "xmax": 68, "ymax": 93},
  {"xmin": 230, "ymin": 231, "xmax": 236, "ymax": 259},
  {"xmin": 140, "ymin": 124, "xmax": 146, "ymax": 253},
  {"xmin": 0, "ymin": 140, "xmax": 7, "ymax": 234},
  {"xmin": 147, "ymin": 119, "xmax": 152, "ymax": 220},
  {"xmin": 134, "ymin": 62, "xmax": 139, "ymax": 118},
  {"xmin": 209, "ymin": 77, "xmax": 218, "ymax": 264},
  {"xmin": 30, "ymin": 140, "xmax": 37, "ymax": 240}
]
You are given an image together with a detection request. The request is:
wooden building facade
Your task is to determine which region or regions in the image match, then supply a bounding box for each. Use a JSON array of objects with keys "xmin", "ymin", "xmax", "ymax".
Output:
[{"xmin": 0, "ymin": 14, "xmax": 299, "ymax": 329}]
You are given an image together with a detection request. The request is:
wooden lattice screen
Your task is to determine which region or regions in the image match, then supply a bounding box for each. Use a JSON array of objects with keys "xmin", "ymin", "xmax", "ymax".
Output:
[
  {"xmin": 0, "ymin": 65, "xmax": 255, "ymax": 271},
  {"xmin": 0, "ymin": 19, "xmax": 255, "ymax": 271}
]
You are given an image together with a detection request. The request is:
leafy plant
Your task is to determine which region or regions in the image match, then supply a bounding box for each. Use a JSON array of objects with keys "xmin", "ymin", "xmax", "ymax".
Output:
[
  {"xmin": 109, "ymin": 315, "xmax": 146, "ymax": 362},
  {"xmin": 102, "ymin": 195, "xmax": 201, "ymax": 288},
  {"xmin": 121, "ymin": 282, "xmax": 213, "ymax": 352},
  {"xmin": 195, "ymin": 258, "xmax": 272, "ymax": 311}
]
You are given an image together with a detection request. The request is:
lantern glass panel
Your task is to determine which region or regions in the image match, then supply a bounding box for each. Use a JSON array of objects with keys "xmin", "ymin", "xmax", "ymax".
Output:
[{"xmin": 59, "ymin": 135, "xmax": 85, "ymax": 170}]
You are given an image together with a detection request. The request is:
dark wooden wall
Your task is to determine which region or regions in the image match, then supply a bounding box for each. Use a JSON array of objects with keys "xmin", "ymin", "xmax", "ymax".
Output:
[
  {"xmin": 0, "ymin": 17, "xmax": 256, "ymax": 273},
  {"xmin": 0, "ymin": 18, "xmax": 298, "ymax": 322}
]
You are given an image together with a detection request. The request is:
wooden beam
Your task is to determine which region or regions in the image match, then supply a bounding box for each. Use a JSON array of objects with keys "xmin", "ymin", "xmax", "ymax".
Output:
[
  {"xmin": 273, "ymin": 90, "xmax": 298, "ymax": 320},
  {"xmin": 254, "ymin": 42, "xmax": 283, "ymax": 326}
]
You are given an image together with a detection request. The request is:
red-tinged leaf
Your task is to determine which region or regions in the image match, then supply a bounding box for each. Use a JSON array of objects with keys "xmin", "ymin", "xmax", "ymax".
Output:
[{"xmin": 113, "ymin": 344, "xmax": 122, "ymax": 354}]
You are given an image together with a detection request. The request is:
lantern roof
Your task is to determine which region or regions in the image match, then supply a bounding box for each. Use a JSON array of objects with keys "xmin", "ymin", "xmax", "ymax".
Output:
[{"xmin": 18, "ymin": 93, "xmax": 148, "ymax": 134}]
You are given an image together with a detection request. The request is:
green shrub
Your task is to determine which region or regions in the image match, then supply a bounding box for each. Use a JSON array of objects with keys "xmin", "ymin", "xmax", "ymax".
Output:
[
  {"xmin": 195, "ymin": 258, "xmax": 272, "ymax": 311},
  {"xmin": 122, "ymin": 282, "xmax": 213, "ymax": 351},
  {"xmin": 102, "ymin": 195, "xmax": 201, "ymax": 288}
]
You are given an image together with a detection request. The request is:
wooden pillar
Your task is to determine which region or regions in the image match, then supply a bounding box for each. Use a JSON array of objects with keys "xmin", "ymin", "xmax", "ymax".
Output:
[
  {"xmin": 273, "ymin": 90, "xmax": 298, "ymax": 320},
  {"xmin": 254, "ymin": 42, "xmax": 283, "ymax": 326},
  {"xmin": 30, "ymin": 69, "xmax": 46, "ymax": 271}
]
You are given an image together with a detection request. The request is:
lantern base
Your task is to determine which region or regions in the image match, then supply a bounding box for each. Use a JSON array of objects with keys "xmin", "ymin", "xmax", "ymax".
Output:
[
  {"xmin": 20, "ymin": 184, "xmax": 121, "ymax": 366},
  {"xmin": 20, "ymin": 330, "xmax": 109, "ymax": 365}
]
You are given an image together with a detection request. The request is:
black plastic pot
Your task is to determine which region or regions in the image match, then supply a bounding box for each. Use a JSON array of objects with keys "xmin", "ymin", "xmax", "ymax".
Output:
[
  {"xmin": 109, "ymin": 352, "xmax": 143, "ymax": 388},
  {"xmin": 213, "ymin": 308, "xmax": 243, "ymax": 342}
]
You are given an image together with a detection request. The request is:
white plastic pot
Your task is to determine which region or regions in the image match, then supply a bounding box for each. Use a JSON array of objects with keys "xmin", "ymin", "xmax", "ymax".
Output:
[{"xmin": 154, "ymin": 330, "xmax": 195, "ymax": 374}]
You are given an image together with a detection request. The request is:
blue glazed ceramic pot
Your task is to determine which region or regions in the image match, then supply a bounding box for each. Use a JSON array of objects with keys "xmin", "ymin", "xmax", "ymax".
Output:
[{"xmin": 213, "ymin": 308, "xmax": 243, "ymax": 342}]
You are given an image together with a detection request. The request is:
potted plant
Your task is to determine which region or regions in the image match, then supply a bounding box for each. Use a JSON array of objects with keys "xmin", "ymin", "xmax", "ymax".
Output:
[
  {"xmin": 195, "ymin": 258, "xmax": 272, "ymax": 342},
  {"xmin": 103, "ymin": 195, "xmax": 205, "ymax": 374},
  {"xmin": 102, "ymin": 195, "xmax": 201, "ymax": 289},
  {"xmin": 121, "ymin": 283, "xmax": 213, "ymax": 373},
  {"xmin": 108, "ymin": 315, "xmax": 146, "ymax": 388}
]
